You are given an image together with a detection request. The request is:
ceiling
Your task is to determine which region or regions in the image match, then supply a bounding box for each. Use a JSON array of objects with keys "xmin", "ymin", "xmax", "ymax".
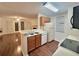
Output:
[
  {"xmin": 0, "ymin": 2, "xmax": 41, "ymax": 18},
  {"xmin": 0, "ymin": 2, "xmax": 79, "ymax": 18},
  {"xmin": 40, "ymin": 2, "xmax": 79, "ymax": 17}
]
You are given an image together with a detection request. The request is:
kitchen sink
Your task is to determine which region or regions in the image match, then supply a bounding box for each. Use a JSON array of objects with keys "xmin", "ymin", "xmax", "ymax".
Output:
[{"xmin": 24, "ymin": 32, "xmax": 39, "ymax": 36}]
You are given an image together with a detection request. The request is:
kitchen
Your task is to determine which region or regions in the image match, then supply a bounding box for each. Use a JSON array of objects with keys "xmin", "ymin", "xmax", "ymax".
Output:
[
  {"xmin": 0, "ymin": 14, "xmax": 53, "ymax": 56},
  {"xmin": 0, "ymin": 2, "xmax": 54, "ymax": 56},
  {"xmin": 0, "ymin": 2, "xmax": 79, "ymax": 56}
]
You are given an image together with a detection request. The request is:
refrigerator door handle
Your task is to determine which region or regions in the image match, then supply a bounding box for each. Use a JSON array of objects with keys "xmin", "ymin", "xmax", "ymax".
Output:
[{"xmin": 70, "ymin": 16, "xmax": 73, "ymax": 25}]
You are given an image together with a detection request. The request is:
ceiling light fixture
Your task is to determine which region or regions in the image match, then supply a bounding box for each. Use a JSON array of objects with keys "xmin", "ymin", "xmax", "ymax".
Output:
[{"xmin": 43, "ymin": 2, "xmax": 58, "ymax": 12}]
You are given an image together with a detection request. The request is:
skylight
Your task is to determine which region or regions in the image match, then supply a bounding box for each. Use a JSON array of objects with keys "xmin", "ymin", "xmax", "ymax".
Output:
[{"xmin": 44, "ymin": 3, "xmax": 58, "ymax": 12}]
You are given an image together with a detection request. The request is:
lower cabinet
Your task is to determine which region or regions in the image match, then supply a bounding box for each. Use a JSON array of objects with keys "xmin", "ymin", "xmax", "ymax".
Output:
[
  {"xmin": 27, "ymin": 34, "xmax": 41, "ymax": 52},
  {"xmin": 27, "ymin": 36, "xmax": 36, "ymax": 52},
  {"xmin": 35, "ymin": 34, "xmax": 41, "ymax": 48}
]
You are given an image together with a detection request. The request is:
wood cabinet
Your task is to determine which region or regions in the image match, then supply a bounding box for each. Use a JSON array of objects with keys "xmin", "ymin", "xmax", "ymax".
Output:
[
  {"xmin": 40, "ymin": 16, "xmax": 50, "ymax": 26},
  {"xmin": 27, "ymin": 34, "xmax": 41, "ymax": 52},
  {"xmin": 27, "ymin": 36, "xmax": 36, "ymax": 52},
  {"xmin": 35, "ymin": 34, "xmax": 41, "ymax": 48}
]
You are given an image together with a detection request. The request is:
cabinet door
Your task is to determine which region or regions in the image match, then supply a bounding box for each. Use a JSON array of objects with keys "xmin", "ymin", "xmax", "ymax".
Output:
[
  {"xmin": 35, "ymin": 34, "xmax": 41, "ymax": 48},
  {"xmin": 27, "ymin": 36, "xmax": 35, "ymax": 52}
]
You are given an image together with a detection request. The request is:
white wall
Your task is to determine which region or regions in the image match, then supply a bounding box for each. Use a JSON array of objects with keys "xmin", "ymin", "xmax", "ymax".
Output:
[
  {"xmin": 1, "ymin": 18, "xmax": 9, "ymax": 33},
  {"xmin": 0, "ymin": 16, "xmax": 38, "ymax": 34},
  {"xmin": 0, "ymin": 18, "xmax": 2, "ymax": 30},
  {"xmin": 49, "ymin": 17, "xmax": 55, "ymax": 41}
]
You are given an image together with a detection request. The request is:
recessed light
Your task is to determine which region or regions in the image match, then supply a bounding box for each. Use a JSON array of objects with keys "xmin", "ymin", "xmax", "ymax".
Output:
[{"xmin": 17, "ymin": 19, "xmax": 20, "ymax": 21}]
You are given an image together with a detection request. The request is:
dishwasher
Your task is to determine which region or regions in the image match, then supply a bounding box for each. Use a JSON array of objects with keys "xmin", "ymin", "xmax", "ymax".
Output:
[{"xmin": 41, "ymin": 32, "xmax": 47, "ymax": 45}]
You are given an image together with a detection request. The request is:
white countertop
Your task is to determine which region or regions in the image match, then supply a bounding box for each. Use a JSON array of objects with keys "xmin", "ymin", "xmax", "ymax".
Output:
[
  {"xmin": 66, "ymin": 35, "xmax": 79, "ymax": 42},
  {"xmin": 53, "ymin": 46, "xmax": 79, "ymax": 56},
  {"xmin": 21, "ymin": 29, "xmax": 47, "ymax": 37}
]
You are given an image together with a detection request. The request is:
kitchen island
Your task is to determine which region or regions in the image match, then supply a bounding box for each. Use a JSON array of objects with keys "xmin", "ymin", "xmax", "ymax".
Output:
[{"xmin": 21, "ymin": 30, "xmax": 47, "ymax": 56}]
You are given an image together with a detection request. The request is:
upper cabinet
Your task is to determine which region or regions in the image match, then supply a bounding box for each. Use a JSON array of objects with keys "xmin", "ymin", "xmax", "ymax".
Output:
[
  {"xmin": 40, "ymin": 16, "xmax": 50, "ymax": 26},
  {"xmin": 40, "ymin": 16, "xmax": 51, "ymax": 30}
]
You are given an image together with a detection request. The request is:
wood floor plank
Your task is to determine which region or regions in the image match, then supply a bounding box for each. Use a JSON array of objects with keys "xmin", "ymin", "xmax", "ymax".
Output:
[{"xmin": 29, "ymin": 40, "xmax": 59, "ymax": 56}]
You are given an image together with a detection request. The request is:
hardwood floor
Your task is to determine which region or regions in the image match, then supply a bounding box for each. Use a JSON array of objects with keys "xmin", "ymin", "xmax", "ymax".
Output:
[
  {"xmin": 29, "ymin": 40, "xmax": 59, "ymax": 56},
  {"xmin": 0, "ymin": 32, "xmax": 23, "ymax": 56}
]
